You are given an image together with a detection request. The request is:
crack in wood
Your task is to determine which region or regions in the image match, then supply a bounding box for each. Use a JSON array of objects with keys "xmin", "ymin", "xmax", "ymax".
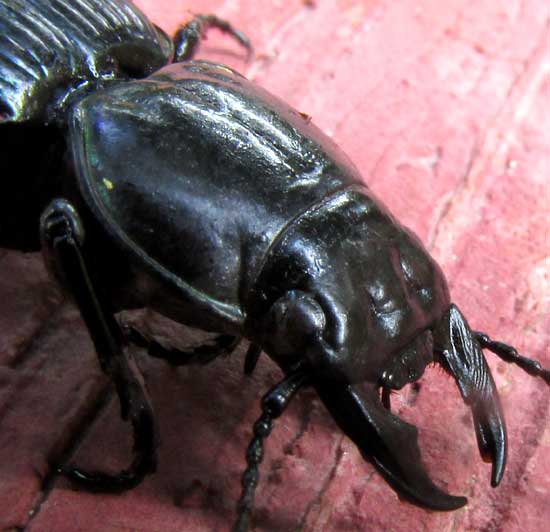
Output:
[{"xmin": 295, "ymin": 436, "xmax": 344, "ymax": 531}]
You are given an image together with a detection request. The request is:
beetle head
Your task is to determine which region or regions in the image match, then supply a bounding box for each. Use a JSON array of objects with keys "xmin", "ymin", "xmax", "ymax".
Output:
[
  {"xmin": 253, "ymin": 288, "xmax": 506, "ymax": 510},
  {"xmin": 246, "ymin": 191, "xmax": 506, "ymax": 509}
]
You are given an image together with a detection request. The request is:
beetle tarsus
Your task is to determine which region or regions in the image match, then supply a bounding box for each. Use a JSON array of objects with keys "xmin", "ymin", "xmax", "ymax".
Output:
[
  {"xmin": 60, "ymin": 405, "xmax": 156, "ymax": 492},
  {"xmin": 474, "ymin": 331, "xmax": 550, "ymax": 384},
  {"xmin": 60, "ymin": 466, "xmax": 143, "ymax": 492},
  {"xmin": 174, "ymin": 14, "xmax": 253, "ymax": 62},
  {"xmin": 40, "ymin": 199, "xmax": 158, "ymax": 493}
]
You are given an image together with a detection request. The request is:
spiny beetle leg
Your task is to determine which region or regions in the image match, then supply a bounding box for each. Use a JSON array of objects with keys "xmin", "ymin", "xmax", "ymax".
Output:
[
  {"xmin": 40, "ymin": 199, "xmax": 157, "ymax": 492},
  {"xmin": 125, "ymin": 324, "xmax": 240, "ymax": 366},
  {"xmin": 475, "ymin": 331, "xmax": 550, "ymax": 384},
  {"xmin": 173, "ymin": 14, "xmax": 253, "ymax": 62}
]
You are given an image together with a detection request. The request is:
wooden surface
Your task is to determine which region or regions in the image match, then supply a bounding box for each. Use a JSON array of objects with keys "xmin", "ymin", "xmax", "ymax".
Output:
[{"xmin": 0, "ymin": 1, "xmax": 548, "ymax": 531}]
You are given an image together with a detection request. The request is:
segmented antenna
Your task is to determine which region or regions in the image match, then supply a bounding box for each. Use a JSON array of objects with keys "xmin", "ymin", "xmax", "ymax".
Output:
[
  {"xmin": 475, "ymin": 331, "xmax": 550, "ymax": 384},
  {"xmin": 232, "ymin": 369, "xmax": 309, "ymax": 532}
]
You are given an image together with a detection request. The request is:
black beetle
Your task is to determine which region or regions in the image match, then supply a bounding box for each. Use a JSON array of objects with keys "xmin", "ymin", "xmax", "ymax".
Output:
[{"xmin": 0, "ymin": 1, "xmax": 548, "ymax": 530}]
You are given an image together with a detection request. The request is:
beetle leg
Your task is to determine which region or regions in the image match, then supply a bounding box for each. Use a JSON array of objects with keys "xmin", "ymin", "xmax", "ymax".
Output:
[
  {"xmin": 233, "ymin": 368, "xmax": 310, "ymax": 532},
  {"xmin": 433, "ymin": 305, "xmax": 507, "ymax": 487},
  {"xmin": 244, "ymin": 343, "xmax": 262, "ymax": 375},
  {"xmin": 173, "ymin": 14, "xmax": 253, "ymax": 62},
  {"xmin": 474, "ymin": 331, "xmax": 550, "ymax": 384},
  {"xmin": 40, "ymin": 199, "xmax": 157, "ymax": 492},
  {"xmin": 381, "ymin": 386, "xmax": 392, "ymax": 410},
  {"xmin": 125, "ymin": 324, "xmax": 240, "ymax": 366}
]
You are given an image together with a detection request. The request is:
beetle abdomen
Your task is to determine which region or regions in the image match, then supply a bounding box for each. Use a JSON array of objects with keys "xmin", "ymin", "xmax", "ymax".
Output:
[{"xmin": 0, "ymin": 0, "xmax": 172, "ymax": 124}]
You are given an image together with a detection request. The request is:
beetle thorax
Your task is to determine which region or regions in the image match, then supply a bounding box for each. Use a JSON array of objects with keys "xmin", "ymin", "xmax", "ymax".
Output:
[{"xmin": 248, "ymin": 187, "xmax": 451, "ymax": 384}]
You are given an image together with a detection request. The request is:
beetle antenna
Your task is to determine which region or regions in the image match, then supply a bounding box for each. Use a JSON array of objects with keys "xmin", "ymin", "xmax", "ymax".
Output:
[
  {"xmin": 474, "ymin": 331, "xmax": 550, "ymax": 384},
  {"xmin": 233, "ymin": 369, "xmax": 310, "ymax": 532}
]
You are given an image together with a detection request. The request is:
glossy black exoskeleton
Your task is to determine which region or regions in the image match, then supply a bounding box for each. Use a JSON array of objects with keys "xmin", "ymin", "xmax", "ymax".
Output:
[{"xmin": 1, "ymin": 1, "xmax": 548, "ymax": 531}]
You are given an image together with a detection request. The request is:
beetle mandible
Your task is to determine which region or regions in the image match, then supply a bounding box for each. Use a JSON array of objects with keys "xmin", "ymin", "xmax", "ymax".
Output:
[{"xmin": 0, "ymin": 1, "xmax": 547, "ymax": 530}]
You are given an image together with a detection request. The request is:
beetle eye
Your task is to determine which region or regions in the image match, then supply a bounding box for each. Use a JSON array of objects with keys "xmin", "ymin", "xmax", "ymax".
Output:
[
  {"xmin": 265, "ymin": 290, "xmax": 326, "ymax": 358},
  {"xmin": 282, "ymin": 291, "xmax": 326, "ymax": 340}
]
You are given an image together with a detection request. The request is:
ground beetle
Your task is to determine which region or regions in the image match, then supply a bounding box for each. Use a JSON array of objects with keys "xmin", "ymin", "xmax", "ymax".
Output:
[{"xmin": 0, "ymin": 1, "xmax": 547, "ymax": 530}]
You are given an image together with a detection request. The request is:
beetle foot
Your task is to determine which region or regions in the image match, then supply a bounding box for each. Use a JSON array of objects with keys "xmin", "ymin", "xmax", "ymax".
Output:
[
  {"xmin": 174, "ymin": 14, "xmax": 253, "ymax": 62},
  {"xmin": 60, "ymin": 393, "xmax": 157, "ymax": 493},
  {"xmin": 60, "ymin": 460, "xmax": 151, "ymax": 493}
]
